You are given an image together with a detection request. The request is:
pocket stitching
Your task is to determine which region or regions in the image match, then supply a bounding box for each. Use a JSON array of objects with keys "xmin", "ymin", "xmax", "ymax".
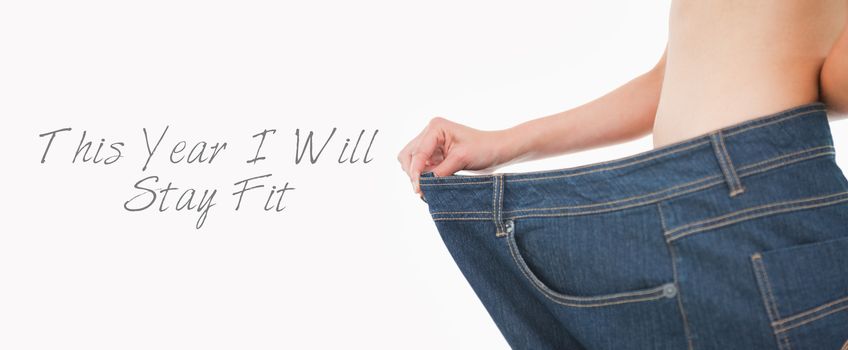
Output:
[
  {"xmin": 773, "ymin": 296, "xmax": 848, "ymax": 334},
  {"xmin": 505, "ymin": 219, "xmax": 675, "ymax": 308},
  {"xmin": 751, "ymin": 253, "xmax": 793, "ymax": 350}
]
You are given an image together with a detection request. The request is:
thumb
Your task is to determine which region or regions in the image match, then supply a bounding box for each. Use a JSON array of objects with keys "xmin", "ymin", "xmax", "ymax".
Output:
[{"xmin": 430, "ymin": 153, "xmax": 466, "ymax": 177}]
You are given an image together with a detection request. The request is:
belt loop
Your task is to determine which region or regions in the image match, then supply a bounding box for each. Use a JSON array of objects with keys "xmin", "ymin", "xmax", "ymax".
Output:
[
  {"xmin": 710, "ymin": 130, "xmax": 745, "ymax": 197},
  {"xmin": 493, "ymin": 173, "xmax": 507, "ymax": 237}
]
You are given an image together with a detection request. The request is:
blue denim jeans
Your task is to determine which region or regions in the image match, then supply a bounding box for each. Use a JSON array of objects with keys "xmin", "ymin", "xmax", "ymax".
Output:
[{"xmin": 419, "ymin": 102, "xmax": 848, "ymax": 350}]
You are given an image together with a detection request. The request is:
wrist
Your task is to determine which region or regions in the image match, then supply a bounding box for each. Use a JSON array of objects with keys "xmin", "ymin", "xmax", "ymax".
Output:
[{"xmin": 491, "ymin": 123, "xmax": 538, "ymax": 167}]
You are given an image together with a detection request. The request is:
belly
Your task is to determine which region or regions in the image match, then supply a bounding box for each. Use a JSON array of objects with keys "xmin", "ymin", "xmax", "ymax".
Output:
[{"xmin": 652, "ymin": 0, "xmax": 847, "ymax": 148}]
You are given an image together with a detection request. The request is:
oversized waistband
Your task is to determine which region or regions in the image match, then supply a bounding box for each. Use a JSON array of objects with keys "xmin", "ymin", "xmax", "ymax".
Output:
[{"xmin": 419, "ymin": 101, "xmax": 836, "ymax": 235}]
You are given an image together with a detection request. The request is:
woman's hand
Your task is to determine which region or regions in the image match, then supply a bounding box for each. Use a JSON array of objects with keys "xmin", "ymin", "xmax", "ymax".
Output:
[{"xmin": 398, "ymin": 117, "xmax": 514, "ymax": 197}]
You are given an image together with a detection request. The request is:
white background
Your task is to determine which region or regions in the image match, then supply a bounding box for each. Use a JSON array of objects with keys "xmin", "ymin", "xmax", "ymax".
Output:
[{"xmin": 2, "ymin": 1, "xmax": 847, "ymax": 349}]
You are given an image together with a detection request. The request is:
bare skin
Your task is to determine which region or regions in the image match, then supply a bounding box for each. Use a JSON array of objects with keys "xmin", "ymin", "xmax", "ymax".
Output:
[
  {"xmin": 655, "ymin": 0, "xmax": 848, "ymax": 147},
  {"xmin": 399, "ymin": 1, "xmax": 848, "ymax": 197}
]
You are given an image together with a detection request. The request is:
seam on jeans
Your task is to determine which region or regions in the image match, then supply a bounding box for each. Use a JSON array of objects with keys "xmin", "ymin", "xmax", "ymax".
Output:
[
  {"xmin": 500, "ymin": 147, "xmax": 831, "ymax": 214},
  {"xmin": 503, "ymin": 175, "xmax": 718, "ymax": 213},
  {"xmin": 505, "ymin": 179, "xmax": 724, "ymax": 219},
  {"xmin": 773, "ymin": 295, "xmax": 848, "ymax": 326},
  {"xmin": 419, "ymin": 180, "xmax": 493, "ymax": 187},
  {"xmin": 665, "ymin": 192, "xmax": 848, "ymax": 242},
  {"xmin": 723, "ymin": 109, "xmax": 824, "ymax": 137},
  {"xmin": 499, "ymin": 174, "xmax": 504, "ymax": 225},
  {"xmin": 776, "ymin": 304, "xmax": 848, "ymax": 334},
  {"xmin": 711, "ymin": 132, "xmax": 738, "ymax": 197},
  {"xmin": 657, "ymin": 202, "xmax": 669, "ymax": 232},
  {"xmin": 431, "ymin": 148, "xmax": 835, "ymax": 221},
  {"xmin": 666, "ymin": 191, "xmax": 848, "ymax": 236},
  {"xmin": 718, "ymin": 131, "xmax": 745, "ymax": 196},
  {"xmin": 737, "ymin": 152, "xmax": 837, "ymax": 180},
  {"xmin": 492, "ymin": 176, "xmax": 498, "ymax": 232},
  {"xmin": 432, "ymin": 217, "xmax": 491, "ymax": 221},
  {"xmin": 432, "ymin": 210, "xmax": 491, "ymax": 215},
  {"xmin": 772, "ymin": 296, "xmax": 848, "ymax": 333},
  {"xmin": 751, "ymin": 253, "xmax": 792, "ymax": 350},
  {"xmin": 735, "ymin": 146, "xmax": 835, "ymax": 172},
  {"xmin": 504, "ymin": 221, "xmax": 672, "ymax": 307},
  {"xmin": 508, "ymin": 140, "xmax": 711, "ymax": 183},
  {"xmin": 658, "ymin": 203, "xmax": 696, "ymax": 350},
  {"xmin": 493, "ymin": 175, "xmax": 506, "ymax": 237},
  {"xmin": 751, "ymin": 254, "xmax": 782, "ymax": 327}
]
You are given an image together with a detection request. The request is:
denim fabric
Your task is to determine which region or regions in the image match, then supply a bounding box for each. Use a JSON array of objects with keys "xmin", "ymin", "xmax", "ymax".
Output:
[{"xmin": 419, "ymin": 101, "xmax": 848, "ymax": 350}]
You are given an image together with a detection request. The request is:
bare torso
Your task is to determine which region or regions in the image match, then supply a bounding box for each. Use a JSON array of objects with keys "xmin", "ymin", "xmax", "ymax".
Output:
[{"xmin": 652, "ymin": 0, "xmax": 848, "ymax": 148}]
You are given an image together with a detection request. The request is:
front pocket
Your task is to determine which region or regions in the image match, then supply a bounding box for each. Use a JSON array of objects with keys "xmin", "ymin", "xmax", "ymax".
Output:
[
  {"xmin": 503, "ymin": 217, "xmax": 677, "ymax": 308},
  {"xmin": 750, "ymin": 235, "xmax": 848, "ymax": 349}
]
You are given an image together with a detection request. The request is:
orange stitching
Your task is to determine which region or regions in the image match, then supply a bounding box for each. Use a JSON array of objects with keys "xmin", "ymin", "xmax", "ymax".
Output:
[
  {"xmin": 429, "ymin": 147, "xmax": 835, "ymax": 223},
  {"xmin": 657, "ymin": 202, "xmax": 669, "ymax": 232},
  {"xmin": 505, "ymin": 148, "xmax": 832, "ymax": 215},
  {"xmin": 505, "ymin": 175, "xmax": 718, "ymax": 213},
  {"xmin": 431, "ymin": 210, "xmax": 491, "ymax": 215},
  {"xmin": 773, "ymin": 295, "xmax": 848, "ymax": 326},
  {"xmin": 491, "ymin": 175, "xmax": 497, "ymax": 229},
  {"xmin": 504, "ymin": 227, "xmax": 671, "ymax": 307},
  {"xmin": 711, "ymin": 132, "xmax": 735, "ymax": 194},
  {"xmin": 736, "ymin": 146, "xmax": 835, "ymax": 172},
  {"xmin": 718, "ymin": 131, "xmax": 745, "ymax": 195},
  {"xmin": 419, "ymin": 181, "xmax": 492, "ymax": 186},
  {"xmin": 666, "ymin": 192, "xmax": 848, "ymax": 241},
  {"xmin": 775, "ymin": 304, "xmax": 848, "ymax": 334},
  {"xmin": 665, "ymin": 191, "xmax": 848, "ymax": 236},
  {"xmin": 507, "ymin": 180, "xmax": 724, "ymax": 220},
  {"xmin": 738, "ymin": 152, "xmax": 836, "ymax": 178},
  {"xmin": 433, "ymin": 217, "xmax": 490, "ymax": 221},
  {"xmin": 498, "ymin": 174, "xmax": 504, "ymax": 227},
  {"xmin": 751, "ymin": 254, "xmax": 792, "ymax": 350},
  {"xmin": 751, "ymin": 254, "xmax": 782, "ymax": 322},
  {"xmin": 660, "ymin": 203, "xmax": 695, "ymax": 350}
]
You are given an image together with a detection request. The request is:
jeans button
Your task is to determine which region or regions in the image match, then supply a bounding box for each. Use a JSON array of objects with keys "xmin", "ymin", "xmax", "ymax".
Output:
[{"xmin": 504, "ymin": 219, "xmax": 514, "ymax": 233}]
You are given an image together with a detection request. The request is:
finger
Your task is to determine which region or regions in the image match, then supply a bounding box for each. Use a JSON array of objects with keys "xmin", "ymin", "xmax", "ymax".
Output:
[
  {"xmin": 397, "ymin": 138, "xmax": 418, "ymax": 175},
  {"xmin": 398, "ymin": 144, "xmax": 414, "ymax": 178},
  {"xmin": 409, "ymin": 129, "xmax": 445, "ymax": 194},
  {"xmin": 430, "ymin": 152, "xmax": 465, "ymax": 177},
  {"xmin": 397, "ymin": 124, "xmax": 430, "ymax": 174},
  {"xmin": 421, "ymin": 148, "xmax": 445, "ymax": 173}
]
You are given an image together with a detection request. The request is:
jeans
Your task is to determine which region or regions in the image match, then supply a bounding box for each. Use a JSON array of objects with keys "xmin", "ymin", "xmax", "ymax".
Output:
[{"xmin": 419, "ymin": 101, "xmax": 848, "ymax": 350}]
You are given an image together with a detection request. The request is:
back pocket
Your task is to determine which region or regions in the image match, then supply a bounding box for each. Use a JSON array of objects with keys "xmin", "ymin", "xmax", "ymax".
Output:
[{"xmin": 750, "ymin": 235, "xmax": 848, "ymax": 349}]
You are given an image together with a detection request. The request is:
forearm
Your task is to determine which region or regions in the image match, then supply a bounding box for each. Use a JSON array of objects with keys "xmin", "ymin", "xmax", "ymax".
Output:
[{"xmin": 498, "ymin": 65, "xmax": 665, "ymax": 164}]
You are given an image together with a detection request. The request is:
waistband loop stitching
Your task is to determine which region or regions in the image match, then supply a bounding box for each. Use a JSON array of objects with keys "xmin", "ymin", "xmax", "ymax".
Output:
[
  {"xmin": 493, "ymin": 173, "xmax": 507, "ymax": 237},
  {"xmin": 710, "ymin": 130, "xmax": 745, "ymax": 197}
]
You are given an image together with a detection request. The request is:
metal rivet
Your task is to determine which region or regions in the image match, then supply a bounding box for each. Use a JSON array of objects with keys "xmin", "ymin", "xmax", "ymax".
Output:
[{"xmin": 662, "ymin": 283, "xmax": 678, "ymax": 298}]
